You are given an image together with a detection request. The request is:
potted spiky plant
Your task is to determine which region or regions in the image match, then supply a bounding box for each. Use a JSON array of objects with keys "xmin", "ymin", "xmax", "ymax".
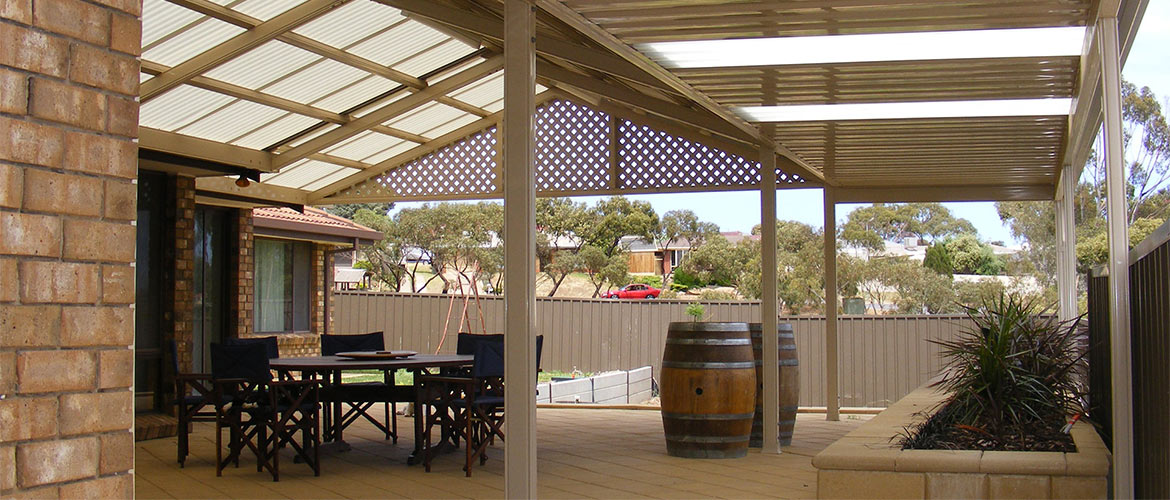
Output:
[
  {"xmin": 902, "ymin": 293, "xmax": 1086, "ymax": 451},
  {"xmin": 812, "ymin": 292, "xmax": 1111, "ymax": 499}
]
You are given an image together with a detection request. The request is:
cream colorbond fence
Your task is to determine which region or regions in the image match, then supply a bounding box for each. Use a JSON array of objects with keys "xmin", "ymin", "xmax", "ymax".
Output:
[{"xmin": 332, "ymin": 292, "xmax": 971, "ymax": 407}]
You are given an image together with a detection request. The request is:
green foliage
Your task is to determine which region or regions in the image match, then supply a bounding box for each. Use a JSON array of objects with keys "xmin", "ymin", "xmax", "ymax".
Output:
[
  {"xmin": 946, "ymin": 234, "xmax": 1005, "ymax": 276},
  {"xmin": 922, "ymin": 243, "xmax": 953, "ymax": 278},
  {"xmin": 585, "ymin": 196, "xmax": 659, "ymax": 256},
  {"xmin": 324, "ymin": 203, "xmax": 393, "ymax": 219},
  {"xmin": 684, "ymin": 302, "xmax": 705, "ymax": 321},
  {"xmin": 926, "ymin": 293, "xmax": 1086, "ymax": 440},
  {"xmin": 1075, "ymin": 216, "xmax": 1166, "ymax": 269},
  {"xmin": 671, "ymin": 268, "xmax": 702, "ymax": 290},
  {"xmin": 676, "ymin": 235, "xmax": 746, "ymax": 287},
  {"xmin": 656, "ymin": 209, "xmax": 719, "ymax": 284},
  {"xmin": 953, "ymin": 279, "xmax": 1007, "ymax": 308},
  {"xmin": 630, "ymin": 275, "xmax": 663, "ymax": 289},
  {"xmin": 885, "ymin": 259, "xmax": 956, "ymax": 314},
  {"xmin": 697, "ymin": 289, "xmax": 738, "ymax": 301},
  {"xmin": 579, "ymin": 244, "xmax": 629, "ymax": 297},
  {"xmin": 659, "ymin": 289, "xmax": 679, "ymax": 299},
  {"xmin": 840, "ymin": 203, "xmax": 975, "ymax": 250}
]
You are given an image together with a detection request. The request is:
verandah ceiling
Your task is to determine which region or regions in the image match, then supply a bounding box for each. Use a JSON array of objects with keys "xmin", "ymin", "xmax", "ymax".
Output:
[{"xmin": 136, "ymin": 0, "xmax": 1143, "ymax": 207}]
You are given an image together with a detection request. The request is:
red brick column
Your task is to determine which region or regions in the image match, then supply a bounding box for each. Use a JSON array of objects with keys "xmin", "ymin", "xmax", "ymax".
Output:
[
  {"xmin": 172, "ymin": 176, "xmax": 195, "ymax": 372},
  {"xmin": 0, "ymin": 0, "xmax": 140, "ymax": 496},
  {"xmin": 230, "ymin": 208, "xmax": 254, "ymax": 339}
]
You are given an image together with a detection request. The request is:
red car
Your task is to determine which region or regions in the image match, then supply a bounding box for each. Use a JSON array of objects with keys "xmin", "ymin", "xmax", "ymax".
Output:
[{"xmin": 604, "ymin": 283, "xmax": 661, "ymax": 299}]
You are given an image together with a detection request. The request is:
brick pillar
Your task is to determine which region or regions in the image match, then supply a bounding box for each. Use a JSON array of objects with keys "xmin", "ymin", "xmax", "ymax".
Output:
[
  {"xmin": 172, "ymin": 177, "xmax": 195, "ymax": 372},
  {"xmin": 311, "ymin": 244, "xmax": 326, "ymax": 335},
  {"xmin": 230, "ymin": 209, "xmax": 254, "ymax": 339},
  {"xmin": 0, "ymin": 0, "xmax": 141, "ymax": 496}
]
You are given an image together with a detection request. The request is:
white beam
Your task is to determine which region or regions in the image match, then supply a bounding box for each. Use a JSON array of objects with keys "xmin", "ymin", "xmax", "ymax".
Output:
[
  {"xmin": 503, "ymin": 0, "xmax": 537, "ymax": 497},
  {"xmin": 1056, "ymin": 164, "xmax": 1078, "ymax": 322},
  {"xmin": 759, "ymin": 149, "xmax": 780, "ymax": 453},
  {"xmin": 1098, "ymin": 15, "xmax": 1133, "ymax": 499},
  {"xmin": 823, "ymin": 187, "xmax": 839, "ymax": 421}
]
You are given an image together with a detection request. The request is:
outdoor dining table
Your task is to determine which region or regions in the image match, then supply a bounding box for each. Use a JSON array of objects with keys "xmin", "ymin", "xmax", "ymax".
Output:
[{"xmin": 269, "ymin": 353, "xmax": 474, "ymax": 463}]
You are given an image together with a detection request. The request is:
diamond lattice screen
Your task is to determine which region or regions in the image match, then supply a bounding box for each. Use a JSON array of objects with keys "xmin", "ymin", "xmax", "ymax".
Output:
[
  {"xmin": 330, "ymin": 98, "xmax": 802, "ymax": 201},
  {"xmin": 535, "ymin": 99, "xmax": 611, "ymax": 192}
]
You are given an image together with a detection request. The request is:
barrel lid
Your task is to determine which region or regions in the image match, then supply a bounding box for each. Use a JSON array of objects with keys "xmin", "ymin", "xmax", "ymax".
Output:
[{"xmin": 667, "ymin": 322, "xmax": 750, "ymax": 333}]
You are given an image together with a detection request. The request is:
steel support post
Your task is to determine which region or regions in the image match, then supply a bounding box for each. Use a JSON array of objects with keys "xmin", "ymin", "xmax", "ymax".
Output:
[
  {"xmin": 1099, "ymin": 15, "xmax": 1134, "ymax": 499},
  {"xmin": 503, "ymin": 0, "xmax": 537, "ymax": 497},
  {"xmin": 759, "ymin": 149, "xmax": 780, "ymax": 453},
  {"xmin": 823, "ymin": 188, "xmax": 839, "ymax": 421}
]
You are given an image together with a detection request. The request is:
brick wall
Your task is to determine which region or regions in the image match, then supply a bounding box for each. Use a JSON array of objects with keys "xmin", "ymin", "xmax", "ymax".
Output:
[
  {"xmin": 0, "ymin": 0, "xmax": 141, "ymax": 496},
  {"xmin": 172, "ymin": 176, "xmax": 195, "ymax": 372},
  {"xmin": 230, "ymin": 208, "xmax": 253, "ymax": 339}
]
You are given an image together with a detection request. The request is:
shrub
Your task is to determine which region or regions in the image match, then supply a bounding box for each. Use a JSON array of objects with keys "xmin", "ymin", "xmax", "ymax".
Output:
[
  {"xmin": 672, "ymin": 269, "xmax": 702, "ymax": 290},
  {"xmin": 698, "ymin": 289, "xmax": 738, "ymax": 301},
  {"xmin": 631, "ymin": 275, "xmax": 664, "ymax": 289},
  {"xmin": 903, "ymin": 292, "xmax": 1086, "ymax": 450}
]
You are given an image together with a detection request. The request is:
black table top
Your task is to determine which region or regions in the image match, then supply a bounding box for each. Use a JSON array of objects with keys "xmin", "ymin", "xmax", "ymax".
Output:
[{"xmin": 269, "ymin": 354, "xmax": 473, "ymax": 371}]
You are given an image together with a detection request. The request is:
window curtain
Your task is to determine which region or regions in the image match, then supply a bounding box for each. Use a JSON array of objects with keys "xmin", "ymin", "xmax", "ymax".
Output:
[{"xmin": 255, "ymin": 239, "xmax": 287, "ymax": 332}]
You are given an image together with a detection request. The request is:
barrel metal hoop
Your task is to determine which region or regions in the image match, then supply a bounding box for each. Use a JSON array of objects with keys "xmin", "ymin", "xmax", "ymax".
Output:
[
  {"xmin": 755, "ymin": 359, "xmax": 800, "ymax": 366},
  {"xmin": 662, "ymin": 361, "xmax": 756, "ymax": 369},
  {"xmin": 664, "ymin": 434, "xmax": 751, "ymax": 444},
  {"xmin": 662, "ymin": 412, "xmax": 755, "ymax": 420},
  {"xmin": 666, "ymin": 338, "xmax": 752, "ymax": 346}
]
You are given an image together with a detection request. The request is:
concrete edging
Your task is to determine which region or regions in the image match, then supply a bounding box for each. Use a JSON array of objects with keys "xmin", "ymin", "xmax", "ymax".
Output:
[{"xmin": 812, "ymin": 383, "xmax": 1112, "ymax": 499}]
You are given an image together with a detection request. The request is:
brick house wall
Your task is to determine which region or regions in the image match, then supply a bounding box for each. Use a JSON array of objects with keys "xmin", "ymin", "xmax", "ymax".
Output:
[
  {"xmin": 0, "ymin": 0, "xmax": 141, "ymax": 496},
  {"xmin": 172, "ymin": 176, "xmax": 195, "ymax": 372}
]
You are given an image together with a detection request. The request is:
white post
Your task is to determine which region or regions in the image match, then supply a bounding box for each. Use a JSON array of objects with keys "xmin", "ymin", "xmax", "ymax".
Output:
[
  {"xmin": 1099, "ymin": 15, "xmax": 1134, "ymax": 499},
  {"xmin": 823, "ymin": 187, "xmax": 839, "ymax": 421},
  {"xmin": 503, "ymin": 0, "xmax": 537, "ymax": 497},
  {"xmin": 1056, "ymin": 164, "xmax": 1078, "ymax": 322},
  {"xmin": 759, "ymin": 149, "xmax": 780, "ymax": 453}
]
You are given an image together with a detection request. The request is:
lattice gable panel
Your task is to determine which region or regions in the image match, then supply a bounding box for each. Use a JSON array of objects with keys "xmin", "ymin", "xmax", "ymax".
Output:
[
  {"xmin": 333, "ymin": 126, "xmax": 499, "ymax": 200},
  {"xmin": 332, "ymin": 97, "xmax": 803, "ymax": 201}
]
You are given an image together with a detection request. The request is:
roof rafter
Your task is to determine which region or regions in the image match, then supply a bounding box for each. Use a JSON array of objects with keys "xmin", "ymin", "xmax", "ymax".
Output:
[
  {"xmin": 140, "ymin": 127, "xmax": 275, "ymax": 171},
  {"xmin": 375, "ymin": 0, "xmax": 675, "ymax": 93},
  {"xmin": 273, "ymin": 55, "xmax": 504, "ymax": 169},
  {"xmin": 163, "ymin": 0, "xmax": 426, "ymax": 90},
  {"xmin": 142, "ymin": 0, "xmax": 349, "ymax": 101}
]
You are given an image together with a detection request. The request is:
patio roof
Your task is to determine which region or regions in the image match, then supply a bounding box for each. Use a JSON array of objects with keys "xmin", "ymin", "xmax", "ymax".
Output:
[{"xmin": 137, "ymin": 0, "xmax": 1145, "ymax": 208}]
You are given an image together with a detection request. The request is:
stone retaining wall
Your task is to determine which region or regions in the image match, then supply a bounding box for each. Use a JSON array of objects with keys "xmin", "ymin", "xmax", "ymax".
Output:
[{"xmin": 537, "ymin": 366, "xmax": 653, "ymax": 404}]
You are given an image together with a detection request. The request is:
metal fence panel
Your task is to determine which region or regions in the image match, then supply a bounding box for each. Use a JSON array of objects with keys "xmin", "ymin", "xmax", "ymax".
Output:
[{"xmin": 332, "ymin": 292, "xmax": 972, "ymax": 407}]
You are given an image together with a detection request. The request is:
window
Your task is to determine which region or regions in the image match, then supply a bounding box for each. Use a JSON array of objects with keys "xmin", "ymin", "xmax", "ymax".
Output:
[
  {"xmin": 670, "ymin": 250, "xmax": 686, "ymax": 267},
  {"xmin": 254, "ymin": 238, "xmax": 312, "ymax": 333}
]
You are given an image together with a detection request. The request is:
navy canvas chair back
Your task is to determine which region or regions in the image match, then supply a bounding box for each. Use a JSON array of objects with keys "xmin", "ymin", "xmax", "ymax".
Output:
[
  {"xmin": 225, "ymin": 336, "xmax": 280, "ymax": 359},
  {"xmin": 457, "ymin": 333, "xmax": 504, "ymax": 355},
  {"xmin": 472, "ymin": 340, "xmax": 505, "ymax": 378},
  {"xmin": 536, "ymin": 335, "xmax": 544, "ymax": 372},
  {"xmin": 321, "ymin": 332, "xmax": 384, "ymax": 356},
  {"xmin": 210, "ymin": 342, "xmax": 271, "ymax": 382}
]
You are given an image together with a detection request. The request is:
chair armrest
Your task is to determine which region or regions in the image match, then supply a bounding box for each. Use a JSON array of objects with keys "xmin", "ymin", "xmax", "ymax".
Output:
[{"xmin": 268, "ymin": 379, "xmax": 318, "ymax": 389}]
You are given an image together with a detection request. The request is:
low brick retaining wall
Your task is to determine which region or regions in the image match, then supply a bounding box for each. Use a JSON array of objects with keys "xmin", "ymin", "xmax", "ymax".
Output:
[{"xmin": 813, "ymin": 383, "xmax": 1111, "ymax": 499}]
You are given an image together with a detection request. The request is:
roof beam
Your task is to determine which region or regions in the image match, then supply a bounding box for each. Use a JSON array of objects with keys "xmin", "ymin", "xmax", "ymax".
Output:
[
  {"xmin": 164, "ymin": 0, "xmax": 426, "ymax": 90},
  {"xmin": 374, "ymin": 0, "xmax": 674, "ymax": 92},
  {"xmin": 196, "ymin": 175, "xmax": 311, "ymax": 205},
  {"xmin": 140, "ymin": 127, "xmax": 275, "ymax": 172},
  {"xmin": 531, "ymin": 0, "xmax": 823, "ymax": 183},
  {"xmin": 142, "ymin": 0, "xmax": 347, "ymax": 101},
  {"xmin": 835, "ymin": 184, "xmax": 1054, "ymax": 203},
  {"xmin": 273, "ymin": 56, "xmax": 503, "ymax": 169}
]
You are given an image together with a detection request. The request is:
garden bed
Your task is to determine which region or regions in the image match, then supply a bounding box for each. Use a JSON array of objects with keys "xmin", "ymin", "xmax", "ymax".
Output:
[{"xmin": 812, "ymin": 382, "xmax": 1111, "ymax": 499}]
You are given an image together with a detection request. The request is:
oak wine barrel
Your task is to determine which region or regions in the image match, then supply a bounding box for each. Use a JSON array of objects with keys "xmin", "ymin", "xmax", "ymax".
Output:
[
  {"xmin": 660, "ymin": 321, "xmax": 756, "ymax": 458},
  {"xmin": 749, "ymin": 322, "xmax": 800, "ymax": 447}
]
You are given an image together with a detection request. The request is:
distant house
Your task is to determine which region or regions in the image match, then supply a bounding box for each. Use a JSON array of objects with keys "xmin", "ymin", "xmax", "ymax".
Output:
[
  {"xmin": 624, "ymin": 232, "xmax": 756, "ymax": 275},
  {"xmin": 841, "ymin": 236, "xmax": 1023, "ymax": 264}
]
